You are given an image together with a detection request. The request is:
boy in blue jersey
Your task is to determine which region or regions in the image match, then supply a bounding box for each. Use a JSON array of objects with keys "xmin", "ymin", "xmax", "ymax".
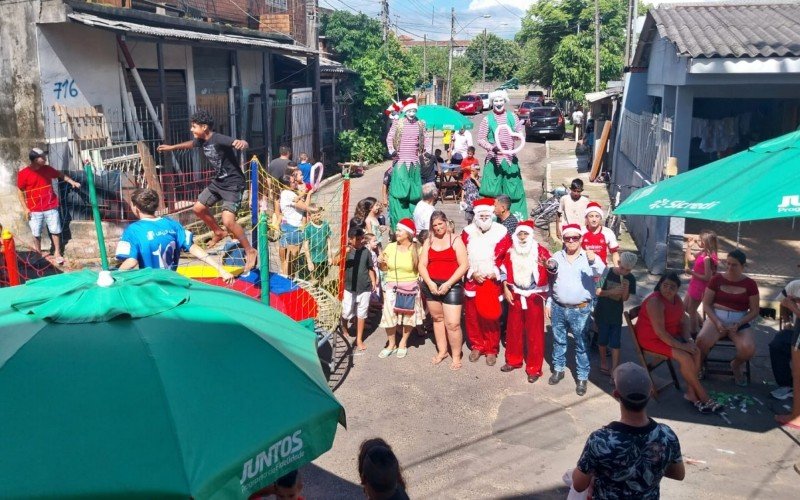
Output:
[{"xmin": 116, "ymin": 188, "xmax": 235, "ymax": 284}]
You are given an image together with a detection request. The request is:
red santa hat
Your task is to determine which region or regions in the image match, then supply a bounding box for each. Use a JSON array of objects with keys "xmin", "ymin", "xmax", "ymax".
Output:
[
  {"xmin": 401, "ymin": 96, "xmax": 418, "ymax": 112},
  {"xmin": 514, "ymin": 220, "xmax": 535, "ymax": 236},
  {"xmin": 473, "ymin": 197, "xmax": 495, "ymax": 215},
  {"xmin": 396, "ymin": 218, "xmax": 416, "ymax": 237},
  {"xmin": 384, "ymin": 100, "xmax": 402, "ymax": 116},
  {"xmin": 562, "ymin": 224, "xmax": 582, "ymax": 237},
  {"xmin": 584, "ymin": 201, "xmax": 604, "ymax": 218}
]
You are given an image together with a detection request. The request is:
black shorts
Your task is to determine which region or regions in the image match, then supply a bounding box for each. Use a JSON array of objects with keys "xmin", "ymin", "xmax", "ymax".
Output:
[
  {"xmin": 198, "ymin": 183, "xmax": 244, "ymax": 213},
  {"xmin": 421, "ymin": 279, "xmax": 464, "ymax": 306}
]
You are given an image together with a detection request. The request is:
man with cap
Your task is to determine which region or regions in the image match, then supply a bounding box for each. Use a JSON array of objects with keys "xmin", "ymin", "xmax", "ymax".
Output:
[
  {"xmin": 461, "ymin": 198, "xmax": 512, "ymax": 365},
  {"xmin": 556, "ymin": 178, "xmax": 589, "ymax": 240},
  {"xmin": 546, "ymin": 223, "xmax": 605, "ymax": 395},
  {"xmin": 477, "ymin": 90, "xmax": 527, "ymax": 220},
  {"xmin": 386, "ymin": 97, "xmax": 430, "ymax": 226},
  {"xmin": 16, "ymin": 148, "xmax": 81, "ymax": 265},
  {"xmin": 582, "ymin": 201, "xmax": 619, "ymax": 266},
  {"xmin": 572, "ymin": 362, "xmax": 685, "ymax": 498},
  {"xmin": 500, "ymin": 220, "xmax": 554, "ymax": 382}
]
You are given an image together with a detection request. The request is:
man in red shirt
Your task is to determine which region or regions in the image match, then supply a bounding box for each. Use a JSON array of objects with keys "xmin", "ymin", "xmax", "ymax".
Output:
[
  {"xmin": 16, "ymin": 148, "xmax": 81, "ymax": 264},
  {"xmin": 582, "ymin": 201, "xmax": 619, "ymax": 267}
]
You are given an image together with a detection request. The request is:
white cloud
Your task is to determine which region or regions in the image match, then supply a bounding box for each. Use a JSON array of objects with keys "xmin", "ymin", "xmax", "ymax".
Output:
[{"xmin": 467, "ymin": 0, "xmax": 535, "ymax": 13}]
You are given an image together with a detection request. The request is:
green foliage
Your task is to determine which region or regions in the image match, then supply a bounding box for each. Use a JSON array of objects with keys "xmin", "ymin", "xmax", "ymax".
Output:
[
  {"xmin": 463, "ymin": 33, "xmax": 521, "ymax": 82},
  {"xmin": 516, "ymin": 0, "xmax": 627, "ymax": 98},
  {"xmin": 336, "ymin": 129, "xmax": 386, "ymax": 164},
  {"xmin": 406, "ymin": 45, "xmax": 474, "ymax": 107}
]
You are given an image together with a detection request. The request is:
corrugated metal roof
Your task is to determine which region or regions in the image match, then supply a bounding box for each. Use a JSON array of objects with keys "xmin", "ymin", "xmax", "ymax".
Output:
[
  {"xmin": 283, "ymin": 54, "xmax": 356, "ymax": 75},
  {"xmin": 651, "ymin": 2, "xmax": 800, "ymax": 58},
  {"xmin": 68, "ymin": 12, "xmax": 314, "ymax": 55},
  {"xmin": 585, "ymin": 87, "xmax": 623, "ymax": 103}
]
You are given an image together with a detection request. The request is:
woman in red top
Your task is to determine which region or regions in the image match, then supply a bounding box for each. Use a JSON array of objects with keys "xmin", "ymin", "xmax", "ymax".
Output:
[
  {"xmin": 696, "ymin": 249, "xmax": 760, "ymax": 386},
  {"xmin": 637, "ymin": 273, "xmax": 721, "ymax": 413},
  {"xmin": 419, "ymin": 211, "xmax": 469, "ymax": 369}
]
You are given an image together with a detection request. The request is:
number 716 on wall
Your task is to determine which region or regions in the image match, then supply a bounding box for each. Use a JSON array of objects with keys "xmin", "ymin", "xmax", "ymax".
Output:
[{"xmin": 53, "ymin": 79, "xmax": 79, "ymax": 100}]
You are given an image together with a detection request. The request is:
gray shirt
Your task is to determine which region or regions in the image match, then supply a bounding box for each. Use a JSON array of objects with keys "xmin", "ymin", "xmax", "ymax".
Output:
[
  {"xmin": 547, "ymin": 249, "xmax": 605, "ymax": 306},
  {"xmin": 268, "ymin": 157, "xmax": 290, "ymax": 181}
]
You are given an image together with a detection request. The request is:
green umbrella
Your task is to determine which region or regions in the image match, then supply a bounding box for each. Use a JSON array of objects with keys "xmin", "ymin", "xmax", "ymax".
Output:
[
  {"xmin": 0, "ymin": 269, "xmax": 345, "ymax": 499},
  {"xmin": 415, "ymin": 104, "xmax": 474, "ymax": 131},
  {"xmin": 614, "ymin": 129, "xmax": 800, "ymax": 222}
]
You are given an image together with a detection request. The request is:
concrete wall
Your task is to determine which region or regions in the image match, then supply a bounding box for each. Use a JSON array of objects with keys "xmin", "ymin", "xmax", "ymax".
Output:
[{"xmin": 647, "ymin": 36, "xmax": 687, "ymax": 87}]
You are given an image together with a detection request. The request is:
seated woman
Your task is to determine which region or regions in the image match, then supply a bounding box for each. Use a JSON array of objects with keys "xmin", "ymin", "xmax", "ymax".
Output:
[
  {"xmin": 696, "ymin": 249, "xmax": 760, "ymax": 386},
  {"xmin": 636, "ymin": 273, "xmax": 721, "ymax": 414}
]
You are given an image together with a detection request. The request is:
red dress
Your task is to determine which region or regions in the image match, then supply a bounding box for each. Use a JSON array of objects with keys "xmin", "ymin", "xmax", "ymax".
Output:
[{"xmin": 636, "ymin": 292, "xmax": 684, "ymax": 358}]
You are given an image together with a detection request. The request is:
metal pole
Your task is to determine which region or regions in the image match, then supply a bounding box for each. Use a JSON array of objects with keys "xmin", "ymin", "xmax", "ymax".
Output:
[
  {"xmin": 423, "ymin": 34, "xmax": 427, "ymax": 77},
  {"xmin": 446, "ymin": 7, "xmax": 455, "ymax": 106},
  {"xmin": 482, "ymin": 28, "xmax": 487, "ymax": 90},
  {"xmin": 337, "ymin": 172, "xmax": 351, "ymax": 301},
  {"xmin": 1, "ymin": 229, "xmax": 21, "ymax": 286},
  {"xmin": 594, "ymin": 0, "xmax": 601, "ymax": 91},
  {"xmin": 84, "ymin": 160, "xmax": 109, "ymax": 271},
  {"xmin": 258, "ymin": 212, "xmax": 270, "ymax": 305},
  {"xmin": 117, "ymin": 36, "xmax": 166, "ymax": 141},
  {"xmin": 623, "ymin": 0, "xmax": 633, "ymax": 68},
  {"xmin": 250, "ymin": 155, "xmax": 259, "ymax": 248}
]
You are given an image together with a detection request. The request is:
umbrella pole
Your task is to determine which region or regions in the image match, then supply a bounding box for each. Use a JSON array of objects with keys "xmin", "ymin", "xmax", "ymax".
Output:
[
  {"xmin": 250, "ymin": 155, "xmax": 259, "ymax": 249},
  {"xmin": 258, "ymin": 212, "xmax": 269, "ymax": 306},
  {"xmin": 84, "ymin": 160, "xmax": 109, "ymax": 271},
  {"xmin": 736, "ymin": 222, "xmax": 741, "ymax": 248}
]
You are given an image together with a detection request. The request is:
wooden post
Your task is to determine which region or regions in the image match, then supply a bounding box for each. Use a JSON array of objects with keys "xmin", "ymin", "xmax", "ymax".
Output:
[{"xmin": 337, "ymin": 171, "xmax": 351, "ymax": 301}]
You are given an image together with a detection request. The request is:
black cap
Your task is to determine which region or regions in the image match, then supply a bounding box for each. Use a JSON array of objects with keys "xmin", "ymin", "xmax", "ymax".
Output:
[{"xmin": 29, "ymin": 148, "xmax": 47, "ymax": 161}]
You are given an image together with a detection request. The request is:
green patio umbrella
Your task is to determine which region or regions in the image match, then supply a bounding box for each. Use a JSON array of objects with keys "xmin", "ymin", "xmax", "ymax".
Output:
[
  {"xmin": 614, "ymin": 129, "xmax": 800, "ymax": 222},
  {"xmin": 415, "ymin": 104, "xmax": 474, "ymax": 131},
  {"xmin": 0, "ymin": 269, "xmax": 345, "ymax": 499}
]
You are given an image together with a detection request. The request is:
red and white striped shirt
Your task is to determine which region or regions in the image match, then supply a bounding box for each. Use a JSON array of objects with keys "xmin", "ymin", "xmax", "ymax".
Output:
[
  {"xmin": 477, "ymin": 110, "xmax": 524, "ymax": 163},
  {"xmin": 386, "ymin": 118, "xmax": 431, "ymax": 164}
]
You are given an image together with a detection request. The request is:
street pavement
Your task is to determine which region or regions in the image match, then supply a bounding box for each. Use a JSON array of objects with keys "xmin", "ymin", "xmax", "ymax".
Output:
[{"xmin": 303, "ymin": 106, "xmax": 800, "ymax": 498}]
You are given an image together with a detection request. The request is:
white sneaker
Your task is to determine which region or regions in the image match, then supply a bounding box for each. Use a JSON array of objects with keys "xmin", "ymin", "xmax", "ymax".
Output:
[{"xmin": 771, "ymin": 386, "xmax": 793, "ymax": 400}]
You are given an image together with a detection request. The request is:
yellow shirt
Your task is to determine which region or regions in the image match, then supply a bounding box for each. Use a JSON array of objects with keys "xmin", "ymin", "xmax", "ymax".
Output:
[
  {"xmin": 443, "ymin": 130, "xmax": 452, "ymax": 145},
  {"xmin": 383, "ymin": 242, "xmax": 418, "ymax": 283}
]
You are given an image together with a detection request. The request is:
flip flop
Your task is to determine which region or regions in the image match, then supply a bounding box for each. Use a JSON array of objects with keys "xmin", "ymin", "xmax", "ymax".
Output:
[
  {"xmin": 378, "ymin": 348, "xmax": 396, "ymax": 359},
  {"xmin": 781, "ymin": 421, "xmax": 800, "ymax": 430},
  {"xmin": 396, "ymin": 348, "xmax": 408, "ymax": 359},
  {"xmin": 599, "ymin": 367, "xmax": 610, "ymax": 375}
]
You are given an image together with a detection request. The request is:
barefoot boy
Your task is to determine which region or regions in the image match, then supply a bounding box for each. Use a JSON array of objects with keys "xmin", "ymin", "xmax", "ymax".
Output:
[{"xmin": 157, "ymin": 110, "xmax": 257, "ymax": 271}]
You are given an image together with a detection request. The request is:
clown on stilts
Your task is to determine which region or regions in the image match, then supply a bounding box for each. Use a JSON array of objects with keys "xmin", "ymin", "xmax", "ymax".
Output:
[
  {"xmin": 477, "ymin": 90, "xmax": 528, "ymax": 219},
  {"xmin": 500, "ymin": 220, "xmax": 555, "ymax": 383},
  {"xmin": 385, "ymin": 97, "xmax": 430, "ymax": 226},
  {"xmin": 461, "ymin": 198, "xmax": 512, "ymax": 366}
]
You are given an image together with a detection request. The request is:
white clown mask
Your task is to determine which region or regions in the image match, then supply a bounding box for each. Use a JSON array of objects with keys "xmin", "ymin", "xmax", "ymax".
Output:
[
  {"xmin": 489, "ymin": 90, "xmax": 509, "ymax": 113},
  {"xmin": 405, "ymin": 107, "xmax": 418, "ymax": 120}
]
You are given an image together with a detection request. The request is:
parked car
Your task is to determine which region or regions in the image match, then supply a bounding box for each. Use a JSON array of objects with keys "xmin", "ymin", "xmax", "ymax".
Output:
[
  {"xmin": 455, "ymin": 94, "xmax": 482, "ymax": 115},
  {"xmin": 477, "ymin": 92, "xmax": 490, "ymax": 111},
  {"xmin": 516, "ymin": 100, "xmax": 541, "ymax": 121},
  {"xmin": 525, "ymin": 106, "xmax": 565, "ymax": 141},
  {"xmin": 525, "ymin": 90, "xmax": 545, "ymax": 104}
]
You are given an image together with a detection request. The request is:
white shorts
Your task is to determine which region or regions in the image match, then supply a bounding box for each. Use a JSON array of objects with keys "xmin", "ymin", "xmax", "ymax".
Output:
[
  {"xmin": 342, "ymin": 290, "xmax": 371, "ymax": 320},
  {"xmin": 29, "ymin": 209, "xmax": 62, "ymax": 238},
  {"xmin": 714, "ymin": 308, "xmax": 747, "ymax": 326}
]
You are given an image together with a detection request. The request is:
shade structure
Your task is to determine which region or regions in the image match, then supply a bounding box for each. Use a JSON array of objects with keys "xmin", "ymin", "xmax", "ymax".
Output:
[
  {"xmin": 415, "ymin": 104, "xmax": 474, "ymax": 131},
  {"xmin": 0, "ymin": 269, "xmax": 345, "ymax": 499},
  {"xmin": 614, "ymin": 129, "xmax": 800, "ymax": 222}
]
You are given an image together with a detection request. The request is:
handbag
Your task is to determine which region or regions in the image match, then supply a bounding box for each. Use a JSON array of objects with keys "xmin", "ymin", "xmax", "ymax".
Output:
[{"xmin": 391, "ymin": 243, "xmax": 419, "ymax": 315}]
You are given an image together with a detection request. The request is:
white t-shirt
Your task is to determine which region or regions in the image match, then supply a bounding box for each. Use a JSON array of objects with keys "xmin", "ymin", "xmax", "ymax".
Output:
[
  {"xmin": 572, "ymin": 110, "xmax": 584, "ymax": 126},
  {"xmin": 413, "ymin": 201, "xmax": 435, "ymax": 232},
  {"xmin": 280, "ymin": 189, "xmax": 304, "ymax": 227},
  {"xmin": 451, "ymin": 131, "xmax": 474, "ymax": 157}
]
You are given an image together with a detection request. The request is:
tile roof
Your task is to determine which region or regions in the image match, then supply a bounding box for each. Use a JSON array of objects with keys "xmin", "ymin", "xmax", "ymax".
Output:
[{"xmin": 650, "ymin": 2, "xmax": 800, "ymax": 58}]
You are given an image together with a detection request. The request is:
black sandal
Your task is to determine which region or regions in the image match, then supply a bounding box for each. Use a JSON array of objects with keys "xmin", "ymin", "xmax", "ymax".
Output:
[{"xmin": 694, "ymin": 400, "xmax": 722, "ymax": 414}]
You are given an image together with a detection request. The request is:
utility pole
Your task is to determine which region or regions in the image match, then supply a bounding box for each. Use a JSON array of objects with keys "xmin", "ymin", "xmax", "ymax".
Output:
[
  {"xmin": 446, "ymin": 7, "xmax": 454, "ymax": 105},
  {"xmin": 423, "ymin": 34, "xmax": 427, "ymax": 77},
  {"xmin": 381, "ymin": 0, "xmax": 389, "ymax": 43},
  {"xmin": 482, "ymin": 28, "xmax": 487, "ymax": 91},
  {"xmin": 594, "ymin": 0, "xmax": 600, "ymax": 91},
  {"xmin": 623, "ymin": 0, "xmax": 633, "ymax": 68}
]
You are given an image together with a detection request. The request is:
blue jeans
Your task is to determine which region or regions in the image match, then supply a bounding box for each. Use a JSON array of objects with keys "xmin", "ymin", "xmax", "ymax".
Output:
[{"xmin": 551, "ymin": 302, "xmax": 592, "ymax": 380}]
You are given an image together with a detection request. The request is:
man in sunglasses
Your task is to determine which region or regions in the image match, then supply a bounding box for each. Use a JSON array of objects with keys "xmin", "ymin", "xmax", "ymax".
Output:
[
  {"xmin": 546, "ymin": 224, "xmax": 606, "ymax": 396},
  {"xmin": 556, "ymin": 178, "xmax": 589, "ymax": 240}
]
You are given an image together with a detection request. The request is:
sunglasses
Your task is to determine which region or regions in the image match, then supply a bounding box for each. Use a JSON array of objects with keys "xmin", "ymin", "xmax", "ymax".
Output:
[{"xmin": 563, "ymin": 236, "xmax": 581, "ymax": 242}]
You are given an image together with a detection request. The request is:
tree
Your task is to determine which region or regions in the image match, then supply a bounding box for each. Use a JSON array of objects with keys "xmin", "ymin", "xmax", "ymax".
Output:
[
  {"xmin": 464, "ymin": 33, "xmax": 521, "ymax": 82},
  {"xmin": 406, "ymin": 45, "xmax": 474, "ymax": 107}
]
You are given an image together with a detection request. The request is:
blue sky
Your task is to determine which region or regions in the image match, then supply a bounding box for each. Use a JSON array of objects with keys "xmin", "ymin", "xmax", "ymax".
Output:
[{"xmin": 319, "ymin": 0, "xmax": 533, "ymax": 41}]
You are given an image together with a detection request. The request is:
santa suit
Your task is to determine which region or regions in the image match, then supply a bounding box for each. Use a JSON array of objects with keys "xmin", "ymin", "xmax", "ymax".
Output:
[
  {"xmin": 461, "ymin": 222, "xmax": 512, "ymax": 355},
  {"xmin": 501, "ymin": 242, "xmax": 552, "ymax": 376}
]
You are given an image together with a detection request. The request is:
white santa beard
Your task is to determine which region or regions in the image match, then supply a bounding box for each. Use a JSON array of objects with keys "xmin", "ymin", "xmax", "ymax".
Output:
[
  {"xmin": 467, "ymin": 227, "xmax": 502, "ymax": 275},
  {"xmin": 510, "ymin": 244, "xmax": 538, "ymax": 288},
  {"xmin": 474, "ymin": 216, "xmax": 493, "ymax": 231}
]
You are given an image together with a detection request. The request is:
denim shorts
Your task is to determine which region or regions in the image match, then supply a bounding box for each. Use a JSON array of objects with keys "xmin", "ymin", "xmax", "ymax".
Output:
[
  {"xmin": 597, "ymin": 322, "xmax": 622, "ymax": 349},
  {"xmin": 279, "ymin": 222, "xmax": 303, "ymax": 247}
]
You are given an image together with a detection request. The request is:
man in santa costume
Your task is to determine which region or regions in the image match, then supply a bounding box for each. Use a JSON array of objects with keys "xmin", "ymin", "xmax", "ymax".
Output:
[
  {"xmin": 500, "ymin": 220, "xmax": 554, "ymax": 383},
  {"xmin": 582, "ymin": 201, "xmax": 619, "ymax": 266},
  {"xmin": 477, "ymin": 89, "xmax": 527, "ymax": 220},
  {"xmin": 386, "ymin": 97, "xmax": 429, "ymax": 226},
  {"xmin": 461, "ymin": 198, "xmax": 512, "ymax": 365}
]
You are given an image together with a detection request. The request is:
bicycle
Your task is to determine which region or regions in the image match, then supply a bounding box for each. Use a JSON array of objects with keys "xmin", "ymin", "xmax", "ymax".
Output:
[
  {"xmin": 604, "ymin": 183, "xmax": 637, "ymax": 238},
  {"xmin": 530, "ymin": 184, "xmax": 568, "ymax": 229}
]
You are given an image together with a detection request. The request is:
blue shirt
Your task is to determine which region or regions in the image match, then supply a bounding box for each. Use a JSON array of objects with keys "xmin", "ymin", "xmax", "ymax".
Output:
[
  {"xmin": 547, "ymin": 249, "xmax": 605, "ymax": 306},
  {"xmin": 115, "ymin": 217, "xmax": 193, "ymax": 270},
  {"xmin": 298, "ymin": 161, "xmax": 312, "ymax": 184}
]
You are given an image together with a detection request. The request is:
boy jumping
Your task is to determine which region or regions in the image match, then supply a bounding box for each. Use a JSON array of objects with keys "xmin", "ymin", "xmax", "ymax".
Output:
[{"xmin": 157, "ymin": 110, "xmax": 257, "ymax": 272}]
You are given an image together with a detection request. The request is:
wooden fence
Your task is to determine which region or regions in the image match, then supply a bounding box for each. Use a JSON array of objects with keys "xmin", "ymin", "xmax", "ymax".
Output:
[{"xmin": 619, "ymin": 110, "xmax": 673, "ymax": 182}]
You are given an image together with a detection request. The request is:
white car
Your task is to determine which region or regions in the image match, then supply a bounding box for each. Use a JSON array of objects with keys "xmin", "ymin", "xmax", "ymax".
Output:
[{"xmin": 478, "ymin": 92, "xmax": 490, "ymax": 111}]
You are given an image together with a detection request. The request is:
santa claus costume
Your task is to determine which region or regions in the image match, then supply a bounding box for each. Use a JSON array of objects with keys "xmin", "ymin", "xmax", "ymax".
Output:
[
  {"xmin": 500, "ymin": 221, "xmax": 553, "ymax": 382},
  {"xmin": 461, "ymin": 198, "xmax": 512, "ymax": 364}
]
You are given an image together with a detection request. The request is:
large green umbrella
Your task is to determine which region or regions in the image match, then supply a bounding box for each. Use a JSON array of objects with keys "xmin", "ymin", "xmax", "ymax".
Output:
[
  {"xmin": 415, "ymin": 104, "xmax": 474, "ymax": 131},
  {"xmin": 614, "ymin": 129, "xmax": 800, "ymax": 222},
  {"xmin": 0, "ymin": 269, "xmax": 345, "ymax": 499}
]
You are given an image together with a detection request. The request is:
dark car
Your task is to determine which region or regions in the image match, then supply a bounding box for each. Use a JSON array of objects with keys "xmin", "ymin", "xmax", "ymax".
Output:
[
  {"xmin": 525, "ymin": 90, "xmax": 545, "ymax": 104},
  {"xmin": 455, "ymin": 94, "xmax": 482, "ymax": 115},
  {"xmin": 525, "ymin": 106, "xmax": 565, "ymax": 141},
  {"xmin": 516, "ymin": 100, "xmax": 541, "ymax": 121}
]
